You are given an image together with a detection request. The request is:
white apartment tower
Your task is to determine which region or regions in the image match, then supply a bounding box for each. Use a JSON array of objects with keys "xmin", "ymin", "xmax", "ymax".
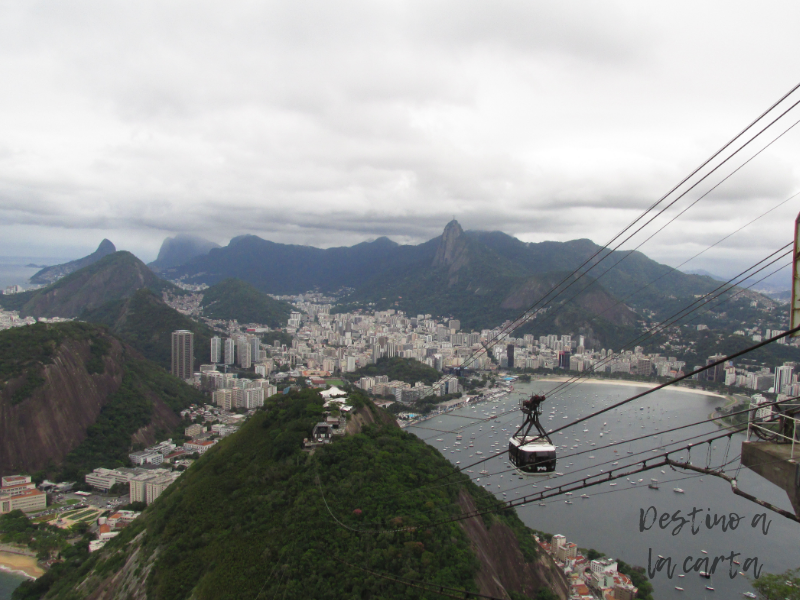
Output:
[
  {"xmin": 210, "ymin": 336, "xmax": 222, "ymax": 363},
  {"xmin": 224, "ymin": 338, "xmax": 236, "ymax": 365},
  {"xmin": 774, "ymin": 365, "xmax": 794, "ymax": 395}
]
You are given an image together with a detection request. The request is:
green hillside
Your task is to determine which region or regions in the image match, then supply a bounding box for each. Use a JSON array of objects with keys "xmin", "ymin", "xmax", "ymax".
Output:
[
  {"xmin": 82, "ymin": 288, "xmax": 216, "ymax": 371},
  {"xmin": 345, "ymin": 357, "xmax": 442, "ymax": 386},
  {"xmin": 0, "ymin": 252, "xmax": 177, "ymax": 319},
  {"xmin": 19, "ymin": 389, "xmax": 556, "ymax": 600},
  {"xmin": 0, "ymin": 322, "xmax": 109, "ymax": 405},
  {"xmin": 58, "ymin": 356, "xmax": 205, "ymax": 481},
  {"xmin": 200, "ymin": 278, "xmax": 292, "ymax": 327},
  {"xmin": 0, "ymin": 322, "xmax": 206, "ymax": 481}
]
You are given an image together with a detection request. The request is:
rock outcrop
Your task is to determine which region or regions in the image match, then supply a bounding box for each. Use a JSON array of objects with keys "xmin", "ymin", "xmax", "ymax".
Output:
[
  {"xmin": 30, "ymin": 239, "xmax": 116, "ymax": 285},
  {"xmin": 0, "ymin": 333, "xmax": 126, "ymax": 475}
]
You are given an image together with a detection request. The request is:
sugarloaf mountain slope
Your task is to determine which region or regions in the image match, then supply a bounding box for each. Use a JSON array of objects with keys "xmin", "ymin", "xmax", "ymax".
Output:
[{"xmin": 22, "ymin": 389, "xmax": 568, "ymax": 600}]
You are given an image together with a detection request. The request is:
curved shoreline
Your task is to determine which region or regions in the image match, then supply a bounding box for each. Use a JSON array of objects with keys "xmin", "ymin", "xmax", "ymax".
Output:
[
  {"xmin": 533, "ymin": 376, "xmax": 727, "ymax": 399},
  {"xmin": 0, "ymin": 551, "xmax": 43, "ymax": 579}
]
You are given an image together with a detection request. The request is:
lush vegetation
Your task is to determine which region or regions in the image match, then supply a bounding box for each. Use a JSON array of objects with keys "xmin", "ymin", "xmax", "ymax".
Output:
[
  {"xmin": 201, "ymin": 278, "xmax": 291, "ymax": 327},
  {"xmin": 34, "ymin": 389, "xmax": 554, "ymax": 600},
  {"xmin": 83, "ymin": 288, "xmax": 216, "ymax": 371},
  {"xmin": 750, "ymin": 566, "xmax": 800, "ymax": 600},
  {"xmin": 260, "ymin": 330, "xmax": 294, "ymax": 348},
  {"xmin": 0, "ymin": 322, "xmax": 110, "ymax": 405},
  {"xmin": 616, "ymin": 559, "xmax": 655, "ymax": 600},
  {"xmin": 0, "ymin": 511, "xmax": 76, "ymax": 561},
  {"xmin": 55, "ymin": 357, "xmax": 205, "ymax": 482},
  {"xmin": 9, "ymin": 510, "xmax": 95, "ymax": 600},
  {"xmin": 0, "ymin": 251, "xmax": 175, "ymax": 319},
  {"xmin": 345, "ymin": 356, "xmax": 442, "ymax": 386}
]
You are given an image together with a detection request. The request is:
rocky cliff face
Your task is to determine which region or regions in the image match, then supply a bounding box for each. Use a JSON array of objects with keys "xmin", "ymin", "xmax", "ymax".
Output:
[
  {"xmin": 457, "ymin": 490, "xmax": 569, "ymax": 600},
  {"xmin": 432, "ymin": 219, "xmax": 470, "ymax": 277},
  {"xmin": 0, "ymin": 334, "xmax": 126, "ymax": 475}
]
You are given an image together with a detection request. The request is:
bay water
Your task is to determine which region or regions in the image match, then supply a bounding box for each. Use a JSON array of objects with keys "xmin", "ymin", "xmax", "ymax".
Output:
[{"xmin": 408, "ymin": 379, "xmax": 800, "ymax": 600}]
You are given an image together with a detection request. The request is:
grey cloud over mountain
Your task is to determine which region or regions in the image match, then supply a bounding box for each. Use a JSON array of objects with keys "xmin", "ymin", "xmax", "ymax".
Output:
[{"xmin": 0, "ymin": 0, "xmax": 798, "ymax": 286}]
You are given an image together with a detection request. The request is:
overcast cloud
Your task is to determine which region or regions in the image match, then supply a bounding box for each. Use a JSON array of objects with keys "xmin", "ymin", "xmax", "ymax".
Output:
[{"xmin": 0, "ymin": 0, "xmax": 798, "ymax": 283}]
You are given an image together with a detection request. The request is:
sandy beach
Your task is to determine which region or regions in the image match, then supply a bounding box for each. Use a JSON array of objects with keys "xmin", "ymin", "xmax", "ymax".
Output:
[
  {"xmin": 0, "ymin": 551, "xmax": 43, "ymax": 579},
  {"xmin": 536, "ymin": 376, "xmax": 727, "ymax": 400}
]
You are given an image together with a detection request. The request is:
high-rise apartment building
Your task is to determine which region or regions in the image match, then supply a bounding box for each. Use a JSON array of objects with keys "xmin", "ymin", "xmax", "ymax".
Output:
[
  {"xmin": 210, "ymin": 336, "xmax": 222, "ymax": 363},
  {"xmin": 775, "ymin": 365, "xmax": 794, "ymax": 394},
  {"xmin": 506, "ymin": 344, "xmax": 515, "ymax": 369},
  {"xmin": 171, "ymin": 330, "xmax": 194, "ymax": 380},
  {"xmin": 237, "ymin": 339, "xmax": 252, "ymax": 368},
  {"xmin": 224, "ymin": 338, "xmax": 235, "ymax": 365},
  {"xmin": 249, "ymin": 336, "xmax": 259, "ymax": 365}
]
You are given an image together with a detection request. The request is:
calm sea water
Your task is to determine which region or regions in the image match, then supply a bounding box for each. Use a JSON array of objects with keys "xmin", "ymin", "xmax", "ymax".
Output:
[
  {"xmin": 0, "ymin": 570, "xmax": 26, "ymax": 600},
  {"xmin": 0, "ymin": 257, "xmax": 64, "ymax": 290},
  {"xmin": 408, "ymin": 380, "xmax": 800, "ymax": 600}
]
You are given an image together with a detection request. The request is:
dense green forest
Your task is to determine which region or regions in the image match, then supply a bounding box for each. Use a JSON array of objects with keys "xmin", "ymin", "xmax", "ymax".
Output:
[
  {"xmin": 345, "ymin": 357, "xmax": 442, "ymax": 386},
  {"xmin": 0, "ymin": 322, "xmax": 110, "ymax": 405},
  {"xmin": 54, "ymin": 357, "xmax": 205, "ymax": 482},
  {"xmin": 260, "ymin": 329, "xmax": 294, "ymax": 348},
  {"xmin": 82, "ymin": 288, "xmax": 216, "ymax": 371},
  {"xmin": 200, "ymin": 278, "xmax": 292, "ymax": 327},
  {"xmin": 18, "ymin": 389, "xmax": 552, "ymax": 600}
]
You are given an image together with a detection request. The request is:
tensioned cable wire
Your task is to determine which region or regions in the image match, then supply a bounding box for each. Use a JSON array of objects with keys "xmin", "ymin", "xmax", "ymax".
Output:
[
  {"xmin": 412, "ymin": 244, "xmax": 793, "ymax": 443},
  {"xmin": 433, "ymin": 82, "xmax": 800, "ymax": 378},
  {"xmin": 545, "ymin": 244, "xmax": 793, "ymax": 400},
  {"xmin": 547, "ymin": 254, "xmax": 794, "ymax": 404},
  {"xmin": 403, "ymin": 328, "xmax": 800, "ymax": 490},
  {"xmin": 367, "ymin": 393, "xmax": 800, "ymax": 505},
  {"xmin": 527, "ymin": 114, "xmax": 800, "ymax": 342}
]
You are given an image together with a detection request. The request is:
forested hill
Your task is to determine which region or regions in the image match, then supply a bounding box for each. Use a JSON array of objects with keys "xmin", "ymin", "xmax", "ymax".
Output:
[
  {"xmin": 29, "ymin": 239, "xmax": 116, "ymax": 285},
  {"xmin": 0, "ymin": 251, "xmax": 176, "ymax": 319},
  {"xmin": 200, "ymin": 278, "xmax": 292, "ymax": 327},
  {"xmin": 18, "ymin": 389, "xmax": 568, "ymax": 600},
  {"xmin": 82, "ymin": 288, "xmax": 216, "ymax": 372},
  {"xmin": 344, "ymin": 356, "xmax": 442, "ymax": 386},
  {"xmin": 152, "ymin": 220, "xmax": 765, "ymax": 348},
  {"xmin": 0, "ymin": 322, "xmax": 205, "ymax": 480}
]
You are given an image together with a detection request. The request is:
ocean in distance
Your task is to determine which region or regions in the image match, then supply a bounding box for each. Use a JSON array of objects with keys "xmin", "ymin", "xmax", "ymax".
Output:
[{"xmin": 0, "ymin": 257, "xmax": 64, "ymax": 291}]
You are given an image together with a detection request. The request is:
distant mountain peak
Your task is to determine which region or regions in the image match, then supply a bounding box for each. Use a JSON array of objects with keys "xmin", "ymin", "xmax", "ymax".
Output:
[
  {"xmin": 97, "ymin": 239, "xmax": 116, "ymax": 253},
  {"xmin": 149, "ymin": 234, "xmax": 221, "ymax": 270},
  {"xmin": 433, "ymin": 220, "xmax": 468, "ymax": 272},
  {"xmin": 29, "ymin": 239, "xmax": 117, "ymax": 285}
]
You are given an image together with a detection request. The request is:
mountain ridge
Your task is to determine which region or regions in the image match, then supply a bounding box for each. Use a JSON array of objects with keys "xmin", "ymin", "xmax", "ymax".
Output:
[
  {"xmin": 148, "ymin": 234, "xmax": 220, "ymax": 272},
  {"xmin": 0, "ymin": 321, "xmax": 205, "ymax": 479},
  {"xmin": 29, "ymin": 240, "xmax": 116, "ymax": 285},
  {"xmin": 22, "ymin": 388, "xmax": 568, "ymax": 600},
  {"xmin": 0, "ymin": 252, "xmax": 175, "ymax": 319}
]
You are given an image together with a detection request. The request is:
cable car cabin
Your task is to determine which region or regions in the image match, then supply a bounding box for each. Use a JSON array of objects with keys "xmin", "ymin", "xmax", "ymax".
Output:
[
  {"xmin": 508, "ymin": 436, "xmax": 557, "ymax": 473},
  {"xmin": 510, "ymin": 394, "xmax": 556, "ymax": 473}
]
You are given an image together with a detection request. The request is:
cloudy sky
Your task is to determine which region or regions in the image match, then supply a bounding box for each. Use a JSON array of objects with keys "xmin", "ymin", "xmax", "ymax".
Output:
[{"xmin": 1, "ymin": 1, "xmax": 799, "ymax": 283}]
